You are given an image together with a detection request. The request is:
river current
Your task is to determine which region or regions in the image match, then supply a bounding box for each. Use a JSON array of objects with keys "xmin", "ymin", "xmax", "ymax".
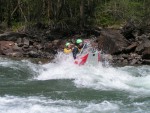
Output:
[{"xmin": 0, "ymin": 53, "xmax": 150, "ymax": 113}]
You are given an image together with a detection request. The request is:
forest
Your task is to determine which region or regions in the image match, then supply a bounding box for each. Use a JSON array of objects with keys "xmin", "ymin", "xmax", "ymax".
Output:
[{"xmin": 0, "ymin": 0, "xmax": 150, "ymax": 30}]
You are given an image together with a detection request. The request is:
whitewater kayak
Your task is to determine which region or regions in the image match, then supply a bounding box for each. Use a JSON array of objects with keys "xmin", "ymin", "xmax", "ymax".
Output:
[{"xmin": 74, "ymin": 51, "xmax": 101, "ymax": 66}]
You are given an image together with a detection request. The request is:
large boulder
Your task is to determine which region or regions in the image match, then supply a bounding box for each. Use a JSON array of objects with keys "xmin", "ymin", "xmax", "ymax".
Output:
[{"xmin": 97, "ymin": 29, "xmax": 129, "ymax": 54}]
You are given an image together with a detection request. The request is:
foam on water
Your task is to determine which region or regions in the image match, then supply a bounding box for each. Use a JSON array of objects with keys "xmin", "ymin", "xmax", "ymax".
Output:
[
  {"xmin": 0, "ymin": 96, "xmax": 119, "ymax": 113},
  {"xmin": 0, "ymin": 57, "xmax": 42, "ymax": 78},
  {"xmin": 35, "ymin": 53, "xmax": 150, "ymax": 93},
  {"xmin": 1, "ymin": 54, "xmax": 150, "ymax": 113}
]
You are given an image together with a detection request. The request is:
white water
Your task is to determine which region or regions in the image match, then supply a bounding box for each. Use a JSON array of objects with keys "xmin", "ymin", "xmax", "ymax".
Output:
[
  {"xmin": 0, "ymin": 96, "xmax": 119, "ymax": 113},
  {"xmin": 1, "ymin": 54, "xmax": 150, "ymax": 113},
  {"xmin": 35, "ymin": 53, "xmax": 150, "ymax": 94}
]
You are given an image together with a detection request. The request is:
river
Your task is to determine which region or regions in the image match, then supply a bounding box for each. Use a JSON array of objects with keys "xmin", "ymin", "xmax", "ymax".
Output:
[{"xmin": 0, "ymin": 53, "xmax": 150, "ymax": 113}]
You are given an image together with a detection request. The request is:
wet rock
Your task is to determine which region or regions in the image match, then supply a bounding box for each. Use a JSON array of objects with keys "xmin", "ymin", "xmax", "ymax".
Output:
[{"xmin": 97, "ymin": 29, "xmax": 129, "ymax": 54}]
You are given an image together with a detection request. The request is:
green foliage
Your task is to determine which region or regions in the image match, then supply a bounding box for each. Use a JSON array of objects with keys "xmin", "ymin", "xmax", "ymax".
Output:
[
  {"xmin": 0, "ymin": 0, "xmax": 150, "ymax": 29},
  {"xmin": 11, "ymin": 22, "xmax": 25, "ymax": 32}
]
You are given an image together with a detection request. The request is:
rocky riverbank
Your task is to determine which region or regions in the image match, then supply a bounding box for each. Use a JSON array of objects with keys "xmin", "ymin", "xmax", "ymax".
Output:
[{"xmin": 0, "ymin": 22, "xmax": 150, "ymax": 65}]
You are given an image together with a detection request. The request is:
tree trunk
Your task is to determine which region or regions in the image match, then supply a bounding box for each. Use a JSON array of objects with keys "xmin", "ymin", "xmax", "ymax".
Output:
[
  {"xmin": 80, "ymin": 0, "xmax": 85, "ymax": 28},
  {"xmin": 47, "ymin": 0, "xmax": 50, "ymax": 19},
  {"xmin": 7, "ymin": 0, "xmax": 11, "ymax": 27}
]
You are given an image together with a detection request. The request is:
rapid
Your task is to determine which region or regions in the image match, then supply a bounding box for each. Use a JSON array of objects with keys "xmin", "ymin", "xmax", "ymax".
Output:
[{"xmin": 0, "ymin": 53, "xmax": 150, "ymax": 113}]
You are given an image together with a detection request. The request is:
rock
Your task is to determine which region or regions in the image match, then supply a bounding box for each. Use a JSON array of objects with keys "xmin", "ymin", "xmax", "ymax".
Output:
[
  {"xmin": 123, "ymin": 59, "xmax": 128, "ymax": 64},
  {"xmin": 97, "ymin": 29, "xmax": 129, "ymax": 54},
  {"xmin": 1, "ymin": 48, "xmax": 14, "ymax": 55},
  {"xmin": 103, "ymin": 54, "xmax": 113, "ymax": 61},
  {"xmin": 135, "ymin": 44, "xmax": 144, "ymax": 53},
  {"xmin": 12, "ymin": 43, "xmax": 22, "ymax": 52},
  {"xmin": 16, "ymin": 38, "xmax": 22, "ymax": 46},
  {"xmin": 122, "ymin": 54, "xmax": 129, "ymax": 59},
  {"xmin": 0, "ymin": 41, "xmax": 15, "ymax": 47},
  {"xmin": 130, "ymin": 53, "xmax": 138, "ymax": 58},
  {"xmin": 52, "ymin": 39, "xmax": 60, "ymax": 46},
  {"xmin": 33, "ymin": 42, "xmax": 43, "ymax": 50},
  {"xmin": 44, "ymin": 42, "xmax": 53, "ymax": 52},
  {"xmin": 125, "ymin": 42, "xmax": 137, "ymax": 52},
  {"xmin": 136, "ymin": 40, "xmax": 150, "ymax": 54},
  {"xmin": 135, "ymin": 55, "xmax": 141, "ymax": 59},
  {"xmin": 142, "ymin": 47, "xmax": 150, "ymax": 59},
  {"xmin": 22, "ymin": 37, "xmax": 29, "ymax": 46},
  {"xmin": 0, "ymin": 32, "xmax": 27, "ymax": 41},
  {"xmin": 36, "ymin": 44, "xmax": 43, "ymax": 50},
  {"xmin": 121, "ymin": 21, "xmax": 136, "ymax": 40},
  {"xmin": 9, "ymin": 52, "xmax": 23, "ymax": 57},
  {"xmin": 28, "ymin": 51, "xmax": 39, "ymax": 58},
  {"xmin": 142, "ymin": 59, "xmax": 150, "ymax": 65},
  {"xmin": 136, "ymin": 34, "xmax": 149, "ymax": 41},
  {"xmin": 131, "ymin": 59, "xmax": 138, "ymax": 65},
  {"xmin": 0, "ymin": 41, "xmax": 15, "ymax": 55}
]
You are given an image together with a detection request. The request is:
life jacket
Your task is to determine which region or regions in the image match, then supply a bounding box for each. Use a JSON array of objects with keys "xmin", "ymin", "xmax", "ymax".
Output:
[
  {"xmin": 64, "ymin": 48, "xmax": 72, "ymax": 54},
  {"xmin": 74, "ymin": 46, "xmax": 81, "ymax": 52}
]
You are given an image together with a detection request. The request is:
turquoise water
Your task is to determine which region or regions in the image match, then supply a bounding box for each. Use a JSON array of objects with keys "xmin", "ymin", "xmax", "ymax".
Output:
[{"xmin": 0, "ymin": 54, "xmax": 150, "ymax": 113}]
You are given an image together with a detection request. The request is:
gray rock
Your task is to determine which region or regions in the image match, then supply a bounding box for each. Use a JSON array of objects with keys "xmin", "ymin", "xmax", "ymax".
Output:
[
  {"xmin": 9, "ymin": 52, "xmax": 23, "ymax": 57},
  {"xmin": 122, "ymin": 54, "xmax": 129, "ymax": 59},
  {"xmin": 136, "ymin": 40, "xmax": 150, "ymax": 54},
  {"xmin": 126, "ymin": 42, "xmax": 137, "ymax": 52},
  {"xmin": 97, "ymin": 29, "xmax": 129, "ymax": 54},
  {"xmin": 23, "ymin": 37, "xmax": 29, "ymax": 46},
  {"xmin": 131, "ymin": 59, "xmax": 138, "ymax": 65},
  {"xmin": 28, "ymin": 51, "xmax": 39, "ymax": 58},
  {"xmin": 12, "ymin": 43, "xmax": 22, "ymax": 52},
  {"xmin": 123, "ymin": 59, "xmax": 128, "ymax": 64}
]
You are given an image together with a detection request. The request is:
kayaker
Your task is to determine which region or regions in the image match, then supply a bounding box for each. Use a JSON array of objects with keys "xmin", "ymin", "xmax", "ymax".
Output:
[
  {"xmin": 64, "ymin": 42, "xmax": 72, "ymax": 54},
  {"xmin": 72, "ymin": 39, "xmax": 86, "ymax": 59}
]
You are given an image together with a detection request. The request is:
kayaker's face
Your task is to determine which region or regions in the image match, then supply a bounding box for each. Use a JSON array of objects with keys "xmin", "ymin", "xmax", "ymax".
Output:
[
  {"xmin": 79, "ymin": 42, "xmax": 83, "ymax": 46},
  {"xmin": 68, "ymin": 45, "xmax": 72, "ymax": 49}
]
